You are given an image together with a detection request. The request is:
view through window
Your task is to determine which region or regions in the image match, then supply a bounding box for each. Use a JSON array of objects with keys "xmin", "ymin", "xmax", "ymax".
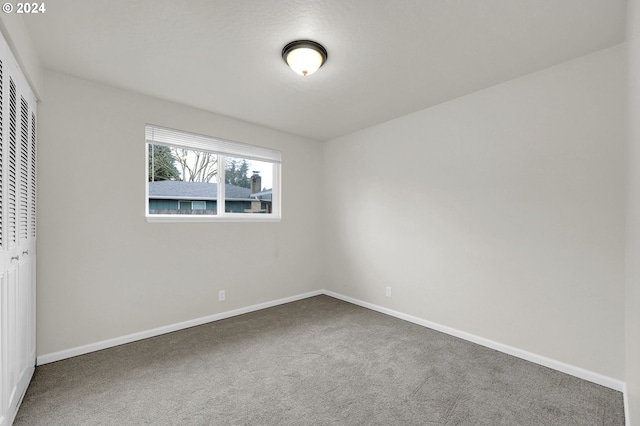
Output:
[{"xmin": 146, "ymin": 125, "xmax": 280, "ymax": 221}]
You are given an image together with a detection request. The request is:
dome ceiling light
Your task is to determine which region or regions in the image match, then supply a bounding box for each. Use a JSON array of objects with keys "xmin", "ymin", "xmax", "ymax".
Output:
[{"xmin": 282, "ymin": 40, "xmax": 328, "ymax": 76}]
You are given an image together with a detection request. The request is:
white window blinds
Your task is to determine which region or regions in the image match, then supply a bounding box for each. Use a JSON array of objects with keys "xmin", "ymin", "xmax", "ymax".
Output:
[{"xmin": 145, "ymin": 124, "xmax": 281, "ymax": 164}]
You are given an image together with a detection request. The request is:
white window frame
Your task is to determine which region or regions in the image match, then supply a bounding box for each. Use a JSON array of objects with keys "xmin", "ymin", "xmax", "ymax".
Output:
[{"xmin": 145, "ymin": 124, "xmax": 281, "ymax": 223}]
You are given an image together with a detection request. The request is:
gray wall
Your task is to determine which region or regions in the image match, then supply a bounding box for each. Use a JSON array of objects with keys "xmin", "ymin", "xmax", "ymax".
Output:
[
  {"xmin": 627, "ymin": 0, "xmax": 640, "ymax": 422},
  {"xmin": 36, "ymin": 71, "xmax": 323, "ymax": 355},
  {"xmin": 322, "ymin": 45, "xmax": 627, "ymax": 380}
]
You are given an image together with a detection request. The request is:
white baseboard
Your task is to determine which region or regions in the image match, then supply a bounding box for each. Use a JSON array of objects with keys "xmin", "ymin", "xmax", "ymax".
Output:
[
  {"xmin": 36, "ymin": 290, "xmax": 323, "ymax": 365},
  {"xmin": 323, "ymin": 290, "xmax": 626, "ymax": 393},
  {"xmin": 37, "ymin": 288, "xmax": 626, "ymax": 400},
  {"xmin": 624, "ymin": 383, "xmax": 631, "ymax": 426}
]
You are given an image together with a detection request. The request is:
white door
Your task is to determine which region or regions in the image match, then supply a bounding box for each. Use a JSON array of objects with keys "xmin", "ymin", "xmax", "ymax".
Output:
[{"xmin": 0, "ymin": 32, "xmax": 37, "ymax": 426}]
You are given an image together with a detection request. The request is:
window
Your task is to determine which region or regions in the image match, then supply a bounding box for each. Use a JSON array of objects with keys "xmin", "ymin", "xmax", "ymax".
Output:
[
  {"xmin": 191, "ymin": 201, "xmax": 206, "ymax": 210},
  {"xmin": 146, "ymin": 125, "xmax": 281, "ymax": 222},
  {"xmin": 178, "ymin": 200, "xmax": 207, "ymax": 211}
]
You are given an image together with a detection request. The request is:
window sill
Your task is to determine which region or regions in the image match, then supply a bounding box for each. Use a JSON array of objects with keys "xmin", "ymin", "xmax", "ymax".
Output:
[{"xmin": 145, "ymin": 214, "xmax": 281, "ymax": 223}]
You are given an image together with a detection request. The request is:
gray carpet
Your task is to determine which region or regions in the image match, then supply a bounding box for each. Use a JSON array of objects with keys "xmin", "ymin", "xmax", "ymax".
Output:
[{"xmin": 15, "ymin": 295, "xmax": 624, "ymax": 425}]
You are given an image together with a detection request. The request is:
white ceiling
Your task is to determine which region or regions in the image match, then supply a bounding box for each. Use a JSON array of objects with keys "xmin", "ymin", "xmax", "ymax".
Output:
[{"xmin": 23, "ymin": 0, "xmax": 627, "ymax": 141}]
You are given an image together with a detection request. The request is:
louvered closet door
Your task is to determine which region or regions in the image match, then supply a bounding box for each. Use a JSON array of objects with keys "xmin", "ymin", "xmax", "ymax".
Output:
[
  {"xmin": 0, "ymin": 44, "xmax": 7, "ymax": 426},
  {"xmin": 0, "ymin": 32, "xmax": 36, "ymax": 426}
]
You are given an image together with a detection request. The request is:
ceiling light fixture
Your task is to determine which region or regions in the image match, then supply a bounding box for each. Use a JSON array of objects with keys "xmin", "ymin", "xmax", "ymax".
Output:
[{"xmin": 282, "ymin": 40, "xmax": 327, "ymax": 76}]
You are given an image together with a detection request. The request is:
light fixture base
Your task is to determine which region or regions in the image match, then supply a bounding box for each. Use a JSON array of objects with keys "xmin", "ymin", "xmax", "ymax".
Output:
[{"xmin": 282, "ymin": 40, "xmax": 328, "ymax": 76}]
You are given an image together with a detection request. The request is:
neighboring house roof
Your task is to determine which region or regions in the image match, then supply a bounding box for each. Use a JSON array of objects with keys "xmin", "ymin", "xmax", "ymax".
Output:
[{"xmin": 148, "ymin": 180, "xmax": 269, "ymax": 201}]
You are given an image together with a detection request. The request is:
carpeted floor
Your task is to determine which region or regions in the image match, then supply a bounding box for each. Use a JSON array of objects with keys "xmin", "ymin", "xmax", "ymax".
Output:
[{"xmin": 15, "ymin": 295, "xmax": 624, "ymax": 425}]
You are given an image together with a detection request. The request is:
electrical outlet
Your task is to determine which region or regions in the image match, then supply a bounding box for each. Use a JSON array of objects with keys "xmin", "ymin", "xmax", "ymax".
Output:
[
  {"xmin": 219, "ymin": 290, "xmax": 225, "ymax": 301},
  {"xmin": 386, "ymin": 287, "xmax": 392, "ymax": 298}
]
